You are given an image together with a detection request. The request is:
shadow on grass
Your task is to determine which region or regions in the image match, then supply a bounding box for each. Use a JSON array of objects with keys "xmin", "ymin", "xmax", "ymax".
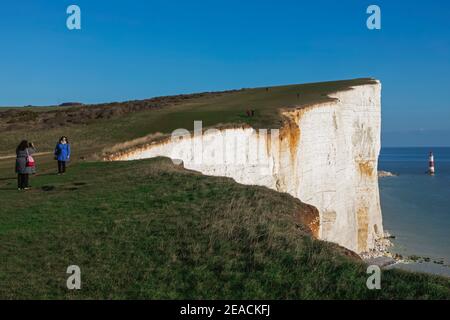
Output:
[
  {"xmin": 41, "ymin": 186, "xmax": 56, "ymax": 192},
  {"xmin": 0, "ymin": 177, "xmax": 16, "ymax": 181},
  {"xmin": 35, "ymin": 173, "xmax": 59, "ymax": 177}
]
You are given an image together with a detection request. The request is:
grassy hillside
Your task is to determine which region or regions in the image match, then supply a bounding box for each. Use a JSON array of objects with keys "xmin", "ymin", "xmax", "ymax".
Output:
[
  {"xmin": 1, "ymin": 79, "xmax": 449, "ymax": 299},
  {"xmin": 0, "ymin": 78, "xmax": 376, "ymax": 158},
  {"xmin": 0, "ymin": 158, "xmax": 448, "ymax": 299}
]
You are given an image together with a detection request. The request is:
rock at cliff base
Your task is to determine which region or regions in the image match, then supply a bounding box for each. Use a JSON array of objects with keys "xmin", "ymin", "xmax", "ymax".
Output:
[{"xmin": 378, "ymin": 170, "xmax": 398, "ymax": 178}]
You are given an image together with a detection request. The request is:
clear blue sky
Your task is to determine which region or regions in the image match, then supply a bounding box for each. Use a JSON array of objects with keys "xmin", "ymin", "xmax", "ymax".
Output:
[{"xmin": 0, "ymin": 0, "xmax": 449, "ymax": 146}]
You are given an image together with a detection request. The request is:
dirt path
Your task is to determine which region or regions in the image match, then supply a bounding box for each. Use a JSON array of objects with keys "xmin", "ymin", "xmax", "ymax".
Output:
[{"xmin": 0, "ymin": 151, "xmax": 52, "ymax": 160}]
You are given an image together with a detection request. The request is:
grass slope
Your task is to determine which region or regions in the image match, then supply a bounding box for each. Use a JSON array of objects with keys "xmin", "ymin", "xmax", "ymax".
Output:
[
  {"xmin": 0, "ymin": 78, "xmax": 376, "ymax": 158},
  {"xmin": 0, "ymin": 158, "xmax": 449, "ymax": 299}
]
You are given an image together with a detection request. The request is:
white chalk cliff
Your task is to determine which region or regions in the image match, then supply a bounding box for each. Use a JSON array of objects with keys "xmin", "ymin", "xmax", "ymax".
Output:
[{"xmin": 109, "ymin": 82, "xmax": 383, "ymax": 253}]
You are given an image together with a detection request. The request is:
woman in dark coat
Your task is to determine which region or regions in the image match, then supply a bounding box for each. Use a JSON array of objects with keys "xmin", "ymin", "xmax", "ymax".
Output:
[{"xmin": 15, "ymin": 140, "xmax": 36, "ymax": 190}]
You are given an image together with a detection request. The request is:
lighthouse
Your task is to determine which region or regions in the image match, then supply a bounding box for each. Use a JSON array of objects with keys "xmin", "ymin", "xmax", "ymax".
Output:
[{"xmin": 428, "ymin": 151, "xmax": 435, "ymax": 175}]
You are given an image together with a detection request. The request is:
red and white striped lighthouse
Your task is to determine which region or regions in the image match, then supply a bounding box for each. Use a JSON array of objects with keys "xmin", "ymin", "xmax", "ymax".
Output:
[{"xmin": 428, "ymin": 151, "xmax": 435, "ymax": 175}]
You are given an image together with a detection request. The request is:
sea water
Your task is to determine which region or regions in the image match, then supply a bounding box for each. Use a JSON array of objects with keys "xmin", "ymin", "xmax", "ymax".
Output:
[{"xmin": 379, "ymin": 147, "xmax": 450, "ymax": 277}]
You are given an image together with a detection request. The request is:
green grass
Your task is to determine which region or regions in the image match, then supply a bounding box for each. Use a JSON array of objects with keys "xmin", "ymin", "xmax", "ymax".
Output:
[{"xmin": 0, "ymin": 158, "xmax": 448, "ymax": 299}]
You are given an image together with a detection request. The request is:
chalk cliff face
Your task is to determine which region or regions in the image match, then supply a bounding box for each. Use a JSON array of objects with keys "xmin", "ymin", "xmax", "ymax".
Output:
[{"xmin": 109, "ymin": 82, "xmax": 383, "ymax": 253}]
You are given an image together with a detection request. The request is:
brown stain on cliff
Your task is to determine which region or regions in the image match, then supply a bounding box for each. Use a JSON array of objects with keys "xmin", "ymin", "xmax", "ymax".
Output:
[
  {"xmin": 358, "ymin": 160, "xmax": 374, "ymax": 178},
  {"xmin": 265, "ymin": 130, "xmax": 272, "ymax": 156},
  {"xmin": 295, "ymin": 205, "xmax": 320, "ymax": 238},
  {"xmin": 357, "ymin": 206, "xmax": 369, "ymax": 252},
  {"xmin": 254, "ymin": 128, "xmax": 272, "ymax": 158},
  {"xmin": 308, "ymin": 216, "xmax": 320, "ymax": 239},
  {"xmin": 279, "ymin": 109, "xmax": 305, "ymax": 162},
  {"xmin": 279, "ymin": 104, "xmax": 329, "ymax": 163},
  {"xmin": 280, "ymin": 121, "xmax": 300, "ymax": 160}
]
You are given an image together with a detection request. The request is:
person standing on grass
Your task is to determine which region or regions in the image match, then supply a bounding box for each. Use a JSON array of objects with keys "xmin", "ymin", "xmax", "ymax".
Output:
[
  {"xmin": 55, "ymin": 136, "xmax": 71, "ymax": 174},
  {"xmin": 15, "ymin": 140, "xmax": 36, "ymax": 190}
]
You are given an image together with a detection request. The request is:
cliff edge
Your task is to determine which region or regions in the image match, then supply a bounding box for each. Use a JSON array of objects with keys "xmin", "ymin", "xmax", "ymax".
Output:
[{"xmin": 107, "ymin": 80, "xmax": 383, "ymax": 254}]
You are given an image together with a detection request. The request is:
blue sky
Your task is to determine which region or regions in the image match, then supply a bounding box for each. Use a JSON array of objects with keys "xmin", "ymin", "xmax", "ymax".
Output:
[{"xmin": 0, "ymin": 0, "xmax": 449, "ymax": 146}]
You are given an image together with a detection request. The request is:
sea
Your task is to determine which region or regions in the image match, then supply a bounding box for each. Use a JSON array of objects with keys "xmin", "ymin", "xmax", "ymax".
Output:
[{"xmin": 378, "ymin": 147, "xmax": 450, "ymax": 277}]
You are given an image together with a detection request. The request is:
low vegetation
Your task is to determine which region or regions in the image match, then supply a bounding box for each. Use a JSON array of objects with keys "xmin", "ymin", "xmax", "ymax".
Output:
[{"xmin": 0, "ymin": 158, "xmax": 448, "ymax": 299}]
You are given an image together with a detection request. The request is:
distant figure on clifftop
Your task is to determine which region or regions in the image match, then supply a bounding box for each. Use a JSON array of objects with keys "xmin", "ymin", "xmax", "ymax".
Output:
[{"xmin": 54, "ymin": 136, "xmax": 71, "ymax": 175}]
